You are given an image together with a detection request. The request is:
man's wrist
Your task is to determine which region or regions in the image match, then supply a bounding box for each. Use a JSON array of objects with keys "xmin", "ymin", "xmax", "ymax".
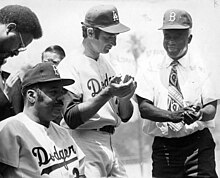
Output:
[{"xmin": 103, "ymin": 86, "xmax": 113, "ymax": 99}]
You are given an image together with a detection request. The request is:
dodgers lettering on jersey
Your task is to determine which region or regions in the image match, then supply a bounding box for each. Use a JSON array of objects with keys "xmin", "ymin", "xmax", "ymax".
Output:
[
  {"xmin": 88, "ymin": 73, "xmax": 113, "ymax": 97},
  {"xmin": 32, "ymin": 145, "xmax": 77, "ymax": 175},
  {"xmin": 0, "ymin": 113, "xmax": 85, "ymax": 178},
  {"xmin": 58, "ymin": 52, "xmax": 121, "ymax": 128}
]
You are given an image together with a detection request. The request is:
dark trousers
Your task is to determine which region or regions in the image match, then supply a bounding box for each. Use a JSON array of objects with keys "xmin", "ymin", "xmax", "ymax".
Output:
[{"xmin": 152, "ymin": 128, "xmax": 218, "ymax": 178}]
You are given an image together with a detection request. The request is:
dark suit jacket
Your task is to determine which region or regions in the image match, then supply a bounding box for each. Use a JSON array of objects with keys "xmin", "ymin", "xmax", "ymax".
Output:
[
  {"xmin": 0, "ymin": 88, "xmax": 15, "ymax": 121},
  {"xmin": 0, "ymin": 71, "xmax": 23, "ymax": 121}
]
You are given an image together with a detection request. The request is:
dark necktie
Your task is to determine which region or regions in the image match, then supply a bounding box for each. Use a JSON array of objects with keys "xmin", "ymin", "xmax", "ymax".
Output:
[{"xmin": 167, "ymin": 61, "xmax": 184, "ymax": 131}]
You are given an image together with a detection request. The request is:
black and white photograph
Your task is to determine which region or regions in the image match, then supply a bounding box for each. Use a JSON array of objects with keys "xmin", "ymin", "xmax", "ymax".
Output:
[{"xmin": 0, "ymin": 0, "xmax": 220, "ymax": 177}]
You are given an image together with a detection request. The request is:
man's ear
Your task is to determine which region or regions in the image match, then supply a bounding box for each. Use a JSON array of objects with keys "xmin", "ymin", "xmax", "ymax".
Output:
[
  {"xmin": 27, "ymin": 89, "xmax": 36, "ymax": 104},
  {"xmin": 6, "ymin": 23, "xmax": 16, "ymax": 34},
  {"xmin": 87, "ymin": 27, "xmax": 94, "ymax": 38},
  {"xmin": 188, "ymin": 34, "xmax": 192, "ymax": 44}
]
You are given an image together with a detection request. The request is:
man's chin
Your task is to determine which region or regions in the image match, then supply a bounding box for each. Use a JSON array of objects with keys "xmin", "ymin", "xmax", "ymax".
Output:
[{"xmin": 167, "ymin": 51, "xmax": 179, "ymax": 58}]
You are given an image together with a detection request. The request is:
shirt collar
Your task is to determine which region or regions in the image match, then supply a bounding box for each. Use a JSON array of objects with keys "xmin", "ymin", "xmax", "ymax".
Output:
[{"xmin": 164, "ymin": 52, "xmax": 190, "ymax": 68}]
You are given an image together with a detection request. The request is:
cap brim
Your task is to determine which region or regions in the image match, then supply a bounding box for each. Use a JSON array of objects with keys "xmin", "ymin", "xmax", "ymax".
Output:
[
  {"xmin": 43, "ymin": 78, "xmax": 74, "ymax": 86},
  {"xmin": 35, "ymin": 78, "xmax": 75, "ymax": 86},
  {"xmin": 22, "ymin": 78, "xmax": 74, "ymax": 89},
  {"xmin": 61, "ymin": 78, "xmax": 75, "ymax": 86},
  {"xmin": 158, "ymin": 24, "xmax": 190, "ymax": 30},
  {"xmin": 98, "ymin": 23, "xmax": 130, "ymax": 33}
]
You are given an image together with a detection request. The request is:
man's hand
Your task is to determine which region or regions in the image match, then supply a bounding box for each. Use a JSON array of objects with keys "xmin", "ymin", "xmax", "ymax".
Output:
[
  {"xmin": 183, "ymin": 105, "xmax": 202, "ymax": 125},
  {"xmin": 4, "ymin": 71, "xmax": 24, "ymax": 113},
  {"xmin": 108, "ymin": 75, "xmax": 137, "ymax": 100},
  {"xmin": 169, "ymin": 109, "xmax": 185, "ymax": 123},
  {"xmin": 3, "ymin": 71, "xmax": 21, "ymax": 102},
  {"xmin": 4, "ymin": 64, "xmax": 33, "ymax": 100}
]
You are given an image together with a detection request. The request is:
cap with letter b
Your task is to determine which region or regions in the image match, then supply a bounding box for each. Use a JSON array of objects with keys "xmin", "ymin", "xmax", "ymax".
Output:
[{"xmin": 159, "ymin": 9, "xmax": 192, "ymax": 30}]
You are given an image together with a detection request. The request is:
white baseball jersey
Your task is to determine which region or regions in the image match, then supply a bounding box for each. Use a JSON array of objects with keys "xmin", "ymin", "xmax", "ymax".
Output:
[
  {"xmin": 0, "ymin": 112, "xmax": 85, "ymax": 178},
  {"xmin": 58, "ymin": 48, "xmax": 121, "ymax": 129}
]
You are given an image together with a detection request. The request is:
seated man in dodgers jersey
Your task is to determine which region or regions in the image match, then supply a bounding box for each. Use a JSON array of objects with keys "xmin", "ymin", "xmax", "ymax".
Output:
[{"xmin": 0, "ymin": 62, "xmax": 86, "ymax": 178}]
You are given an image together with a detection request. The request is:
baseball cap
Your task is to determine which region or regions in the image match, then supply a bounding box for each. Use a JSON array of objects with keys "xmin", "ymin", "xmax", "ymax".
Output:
[
  {"xmin": 82, "ymin": 5, "xmax": 130, "ymax": 34},
  {"xmin": 22, "ymin": 62, "xmax": 74, "ymax": 89},
  {"xmin": 159, "ymin": 9, "xmax": 192, "ymax": 30}
]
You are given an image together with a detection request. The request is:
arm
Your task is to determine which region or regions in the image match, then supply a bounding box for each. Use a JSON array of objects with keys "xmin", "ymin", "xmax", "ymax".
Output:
[
  {"xmin": 118, "ymin": 97, "xmax": 133, "ymax": 122},
  {"xmin": 136, "ymin": 94, "xmax": 184, "ymax": 123},
  {"xmin": 117, "ymin": 75, "xmax": 137, "ymax": 122},
  {"xmin": 64, "ymin": 86, "xmax": 113, "ymax": 129},
  {"xmin": 0, "ymin": 89, "xmax": 15, "ymax": 121},
  {"xmin": 182, "ymin": 100, "xmax": 217, "ymax": 125},
  {"xmin": 79, "ymin": 75, "xmax": 137, "ymax": 122},
  {"xmin": 200, "ymin": 100, "xmax": 217, "ymax": 121},
  {"xmin": 64, "ymin": 76, "xmax": 137, "ymax": 129}
]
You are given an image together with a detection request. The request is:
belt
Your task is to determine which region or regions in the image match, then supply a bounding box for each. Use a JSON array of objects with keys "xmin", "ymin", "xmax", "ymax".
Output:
[{"xmin": 93, "ymin": 125, "xmax": 115, "ymax": 134}]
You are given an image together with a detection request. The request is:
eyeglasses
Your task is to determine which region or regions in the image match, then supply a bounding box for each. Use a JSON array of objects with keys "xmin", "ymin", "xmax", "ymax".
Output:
[{"xmin": 18, "ymin": 32, "xmax": 27, "ymax": 52}]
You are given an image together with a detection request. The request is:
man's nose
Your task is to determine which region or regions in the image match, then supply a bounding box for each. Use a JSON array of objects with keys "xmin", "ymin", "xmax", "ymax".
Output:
[
  {"xmin": 168, "ymin": 40, "xmax": 175, "ymax": 45},
  {"xmin": 110, "ymin": 36, "xmax": 117, "ymax": 46}
]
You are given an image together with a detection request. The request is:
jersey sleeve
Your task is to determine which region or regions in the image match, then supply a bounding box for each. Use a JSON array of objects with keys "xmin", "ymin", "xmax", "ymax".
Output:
[{"xmin": 0, "ymin": 120, "xmax": 20, "ymax": 168}]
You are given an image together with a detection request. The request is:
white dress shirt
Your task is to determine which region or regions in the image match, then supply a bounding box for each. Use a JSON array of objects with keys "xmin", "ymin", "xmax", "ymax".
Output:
[{"xmin": 136, "ymin": 50, "xmax": 217, "ymax": 138}]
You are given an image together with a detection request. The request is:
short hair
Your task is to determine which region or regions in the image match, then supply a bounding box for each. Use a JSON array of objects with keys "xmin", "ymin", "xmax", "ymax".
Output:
[
  {"xmin": 42, "ymin": 45, "xmax": 66, "ymax": 60},
  {"xmin": 0, "ymin": 5, "xmax": 42, "ymax": 39},
  {"xmin": 82, "ymin": 25, "xmax": 101, "ymax": 39}
]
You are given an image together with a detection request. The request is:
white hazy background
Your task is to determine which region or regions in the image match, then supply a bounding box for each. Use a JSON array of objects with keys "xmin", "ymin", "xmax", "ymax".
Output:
[{"xmin": 1, "ymin": 0, "xmax": 220, "ymax": 177}]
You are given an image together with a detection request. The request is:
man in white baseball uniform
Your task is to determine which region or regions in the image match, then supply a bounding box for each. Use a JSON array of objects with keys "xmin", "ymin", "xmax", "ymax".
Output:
[
  {"xmin": 0, "ymin": 62, "xmax": 86, "ymax": 178},
  {"xmin": 58, "ymin": 4, "xmax": 137, "ymax": 178}
]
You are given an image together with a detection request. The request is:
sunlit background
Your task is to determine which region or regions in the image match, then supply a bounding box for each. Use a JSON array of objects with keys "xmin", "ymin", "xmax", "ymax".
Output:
[{"xmin": 1, "ymin": 0, "xmax": 220, "ymax": 177}]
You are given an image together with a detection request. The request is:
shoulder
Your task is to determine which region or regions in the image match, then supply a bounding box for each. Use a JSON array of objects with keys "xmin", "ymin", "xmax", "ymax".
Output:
[
  {"xmin": 0, "ymin": 113, "xmax": 25, "ymax": 132},
  {"xmin": 99, "ymin": 53, "xmax": 115, "ymax": 67},
  {"xmin": 187, "ymin": 50, "xmax": 209, "ymax": 77},
  {"xmin": 58, "ymin": 48, "xmax": 84, "ymax": 70}
]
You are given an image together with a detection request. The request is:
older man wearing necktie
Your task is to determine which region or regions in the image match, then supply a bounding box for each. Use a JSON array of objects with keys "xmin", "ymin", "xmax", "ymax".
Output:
[{"xmin": 135, "ymin": 9, "xmax": 218, "ymax": 178}]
